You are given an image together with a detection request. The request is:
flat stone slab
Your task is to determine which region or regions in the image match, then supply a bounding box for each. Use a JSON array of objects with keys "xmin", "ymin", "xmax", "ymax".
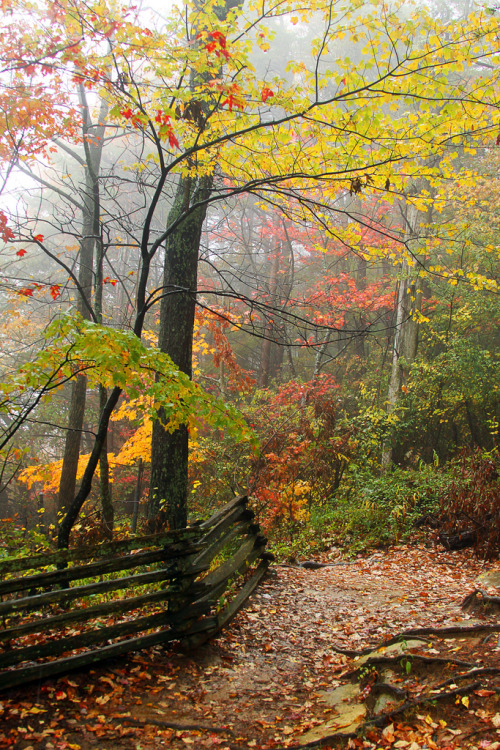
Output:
[
  {"xmin": 317, "ymin": 682, "xmax": 361, "ymax": 708},
  {"xmin": 477, "ymin": 570, "xmax": 500, "ymax": 588},
  {"xmin": 301, "ymin": 683, "xmax": 366, "ymax": 740},
  {"xmin": 301, "ymin": 704, "xmax": 366, "ymax": 741}
]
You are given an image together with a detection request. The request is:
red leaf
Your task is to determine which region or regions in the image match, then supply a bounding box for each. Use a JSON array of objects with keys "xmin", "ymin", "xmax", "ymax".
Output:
[
  {"xmin": 0, "ymin": 211, "xmax": 14, "ymax": 242},
  {"xmin": 19, "ymin": 287, "xmax": 34, "ymax": 297},
  {"xmin": 203, "ymin": 31, "xmax": 229, "ymax": 59},
  {"xmin": 16, "ymin": 249, "xmax": 27, "ymax": 257},
  {"xmin": 33, "ymin": 233, "xmax": 44, "ymax": 242},
  {"xmin": 261, "ymin": 87, "xmax": 274, "ymax": 103},
  {"xmin": 168, "ymin": 131, "xmax": 179, "ymax": 149},
  {"xmin": 50, "ymin": 284, "xmax": 61, "ymax": 299}
]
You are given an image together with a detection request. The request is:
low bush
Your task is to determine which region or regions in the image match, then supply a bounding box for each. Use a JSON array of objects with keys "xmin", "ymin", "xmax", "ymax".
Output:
[{"xmin": 439, "ymin": 448, "xmax": 500, "ymax": 559}]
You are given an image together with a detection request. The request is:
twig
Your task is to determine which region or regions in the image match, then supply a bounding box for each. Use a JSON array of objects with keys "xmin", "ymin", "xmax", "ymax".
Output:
[
  {"xmin": 330, "ymin": 645, "xmax": 365, "ymax": 657},
  {"xmin": 112, "ymin": 715, "xmax": 235, "ymax": 734},
  {"xmin": 431, "ymin": 667, "xmax": 500, "ymax": 688},
  {"xmin": 335, "ymin": 623, "xmax": 500, "ymax": 657},
  {"xmin": 394, "ymin": 623, "xmax": 500, "ymax": 638}
]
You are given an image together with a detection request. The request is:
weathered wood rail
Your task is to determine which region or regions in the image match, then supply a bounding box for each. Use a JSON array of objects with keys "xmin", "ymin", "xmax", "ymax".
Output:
[{"xmin": 0, "ymin": 495, "xmax": 273, "ymax": 690}]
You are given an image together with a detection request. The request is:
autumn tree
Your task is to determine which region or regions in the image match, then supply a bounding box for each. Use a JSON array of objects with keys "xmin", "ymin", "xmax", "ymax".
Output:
[
  {"xmin": 2, "ymin": 0, "xmax": 500, "ymax": 546},
  {"xmin": 382, "ymin": 147, "xmax": 500, "ymax": 464},
  {"xmin": 142, "ymin": 0, "xmax": 500, "ymax": 526}
]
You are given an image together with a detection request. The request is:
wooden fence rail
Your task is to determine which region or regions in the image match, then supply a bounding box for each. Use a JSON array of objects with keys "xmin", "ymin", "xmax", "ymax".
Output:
[{"xmin": 0, "ymin": 495, "xmax": 273, "ymax": 691}]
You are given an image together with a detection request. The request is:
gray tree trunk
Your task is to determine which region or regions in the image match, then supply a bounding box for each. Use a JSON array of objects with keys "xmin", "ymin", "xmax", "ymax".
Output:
[
  {"xmin": 382, "ymin": 205, "xmax": 421, "ymax": 467},
  {"xmin": 148, "ymin": 176, "xmax": 213, "ymax": 530},
  {"xmin": 57, "ymin": 90, "xmax": 107, "ymax": 517}
]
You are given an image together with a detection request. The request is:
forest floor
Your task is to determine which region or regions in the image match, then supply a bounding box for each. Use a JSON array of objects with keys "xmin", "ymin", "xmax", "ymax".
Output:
[{"xmin": 2, "ymin": 542, "xmax": 500, "ymax": 750}]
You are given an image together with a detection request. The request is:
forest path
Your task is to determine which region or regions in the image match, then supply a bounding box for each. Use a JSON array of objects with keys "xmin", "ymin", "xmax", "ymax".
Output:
[{"xmin": 1, "ymin": 544, "xmax": 499, "ymax": 750}]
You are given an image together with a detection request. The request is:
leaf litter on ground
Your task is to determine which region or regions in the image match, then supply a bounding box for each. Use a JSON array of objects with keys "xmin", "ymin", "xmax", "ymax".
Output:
[{"xmin": 1, "ymin": 543, "xmax": 500, "ymax": 749}]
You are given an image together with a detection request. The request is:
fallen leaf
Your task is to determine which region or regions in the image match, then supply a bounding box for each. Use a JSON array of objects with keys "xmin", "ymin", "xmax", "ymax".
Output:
[{"xmin": 382, "ymin": 722, "xmax": 395, "ymax": 742}]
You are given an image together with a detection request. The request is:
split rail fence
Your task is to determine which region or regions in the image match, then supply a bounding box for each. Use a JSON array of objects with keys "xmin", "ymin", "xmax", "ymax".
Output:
[{"xmin": 0, "ymin": 495, "xmax": 273, "ymax": 691}]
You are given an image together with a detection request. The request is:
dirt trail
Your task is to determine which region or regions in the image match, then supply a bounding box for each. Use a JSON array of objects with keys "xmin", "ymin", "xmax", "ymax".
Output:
[{"xmin": 1, "ymin": 544, "xmax": 499, "ymax": 749}]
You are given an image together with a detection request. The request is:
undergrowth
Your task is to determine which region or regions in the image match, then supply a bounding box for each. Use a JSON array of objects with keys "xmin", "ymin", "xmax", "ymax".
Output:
[
  {"xmin": 440, "ymin": 448, "xmax": 500, "ymax": 559},
  {"xmin": 268, "ymin": 450, "xmax": 500, "ymax": 561},
  {"xmin": 268, "ymin": 461, "xmax": 454, "ymax": 560}
]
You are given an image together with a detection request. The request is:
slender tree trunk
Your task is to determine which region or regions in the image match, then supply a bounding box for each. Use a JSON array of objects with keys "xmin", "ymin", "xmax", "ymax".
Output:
[
  {"xmin": 94, "ymin": 177, "xmax": 113, "ymax": 538},
  {"xmin": 148, "ymin": 176, "xmax": 213, "ymax": 530},
  {"xmin": 382, "ymin": 206, "xmax": 421, "ymax": 467},
  {"xmin": 58, "ymin": 386, "xmax": 122, "ymax": 549},
  {"xmin": 98, "ymin": 385, "xmax": 113, "ymax": 538},
  {"xmin": 313, "ymin": 331, "xmax": 332, "ymax": 377},
  {"xmin": 57, "ymin": 376, "xmax": 88, "ymax": 519},
  {"xmin": 132, "ymin": 458, "xmax": 143, "ymax": 534},
  {"xmin": 57, "ymin": 90, "xmax": 107, "ymax": 517},
  {"xmin": 353, "ymin": 256, "xmax": 368, "ymax": 363},
  {"xmin": 258, "ymin": 240, "xmax": 282, "ymax": 387}
]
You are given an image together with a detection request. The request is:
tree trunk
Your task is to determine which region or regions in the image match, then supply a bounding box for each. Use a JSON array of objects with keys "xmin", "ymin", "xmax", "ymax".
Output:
[
  {"xmin": 58, "ymin": 386, "xmax": 122, "ymax": 549},
  {"xmin": 313, "ymin": 331, "xmax": 332, "ymax": 377},
  {"xmin": 132, "ymin": 458, "xmax": 143, "ymax": 534},
  {"xmin": 258, "ymin": 237, "xmax": 286, "ymax": 387},
  {"xmin": 94, "ymin": 179, "xmax": 113, "ymax": 539},
  {"xmin": 353, "ymin": 256, "xmax": 368, "ymax": 363},
  {"xmin": 382, "ymin": 206, "xmax": 421, "ymax": 467},
  {"xmin": 57, "ymin": 375, "xmax": 88, "ymax": 519},
  {"xmin": 57, "ymin": 90, "xmax": 107, "ymax": 517},
  {"xmin": 148, "ymin": 176, "xmax": 212, "ymax": 531},
  {"xmin": 98, "ymin": 385, "xmax": 113, "ymax": 539}
]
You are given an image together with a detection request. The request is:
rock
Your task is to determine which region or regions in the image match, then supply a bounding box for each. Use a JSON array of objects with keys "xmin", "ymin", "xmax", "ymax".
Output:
[{"xmin": 477, "ymin": 570, "xmax": 500, "ymax": 588}]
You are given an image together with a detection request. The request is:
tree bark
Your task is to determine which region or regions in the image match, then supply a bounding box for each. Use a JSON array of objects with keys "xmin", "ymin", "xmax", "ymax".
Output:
[
  {"xmin": 58, "ymin": 386, "xmax": 122, "ymax": 549},
  {"xmin": 98, "ymin": 385, "xmax": 113, "ymax": 538},
  {"xmin": 382, "ymin": 205, "xmax": 421, "ymax": 467},
  {"xmin": 132, "ymin": 458, "xmax": 143, "ymax": 534},
  {"xmin": 148, "ymin": 176, "xmax": 213, "ymax": 530},
  {"xmin": 94, "ymin": 173, "xmax": 113, "ymax": 538},
  {"xmin": 57, "ymin": 90, "xmax": 107, "ymax": 517},
  {"xmin": 258, "ymin": 224, "xmax": 292, "ymax": 387}
]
